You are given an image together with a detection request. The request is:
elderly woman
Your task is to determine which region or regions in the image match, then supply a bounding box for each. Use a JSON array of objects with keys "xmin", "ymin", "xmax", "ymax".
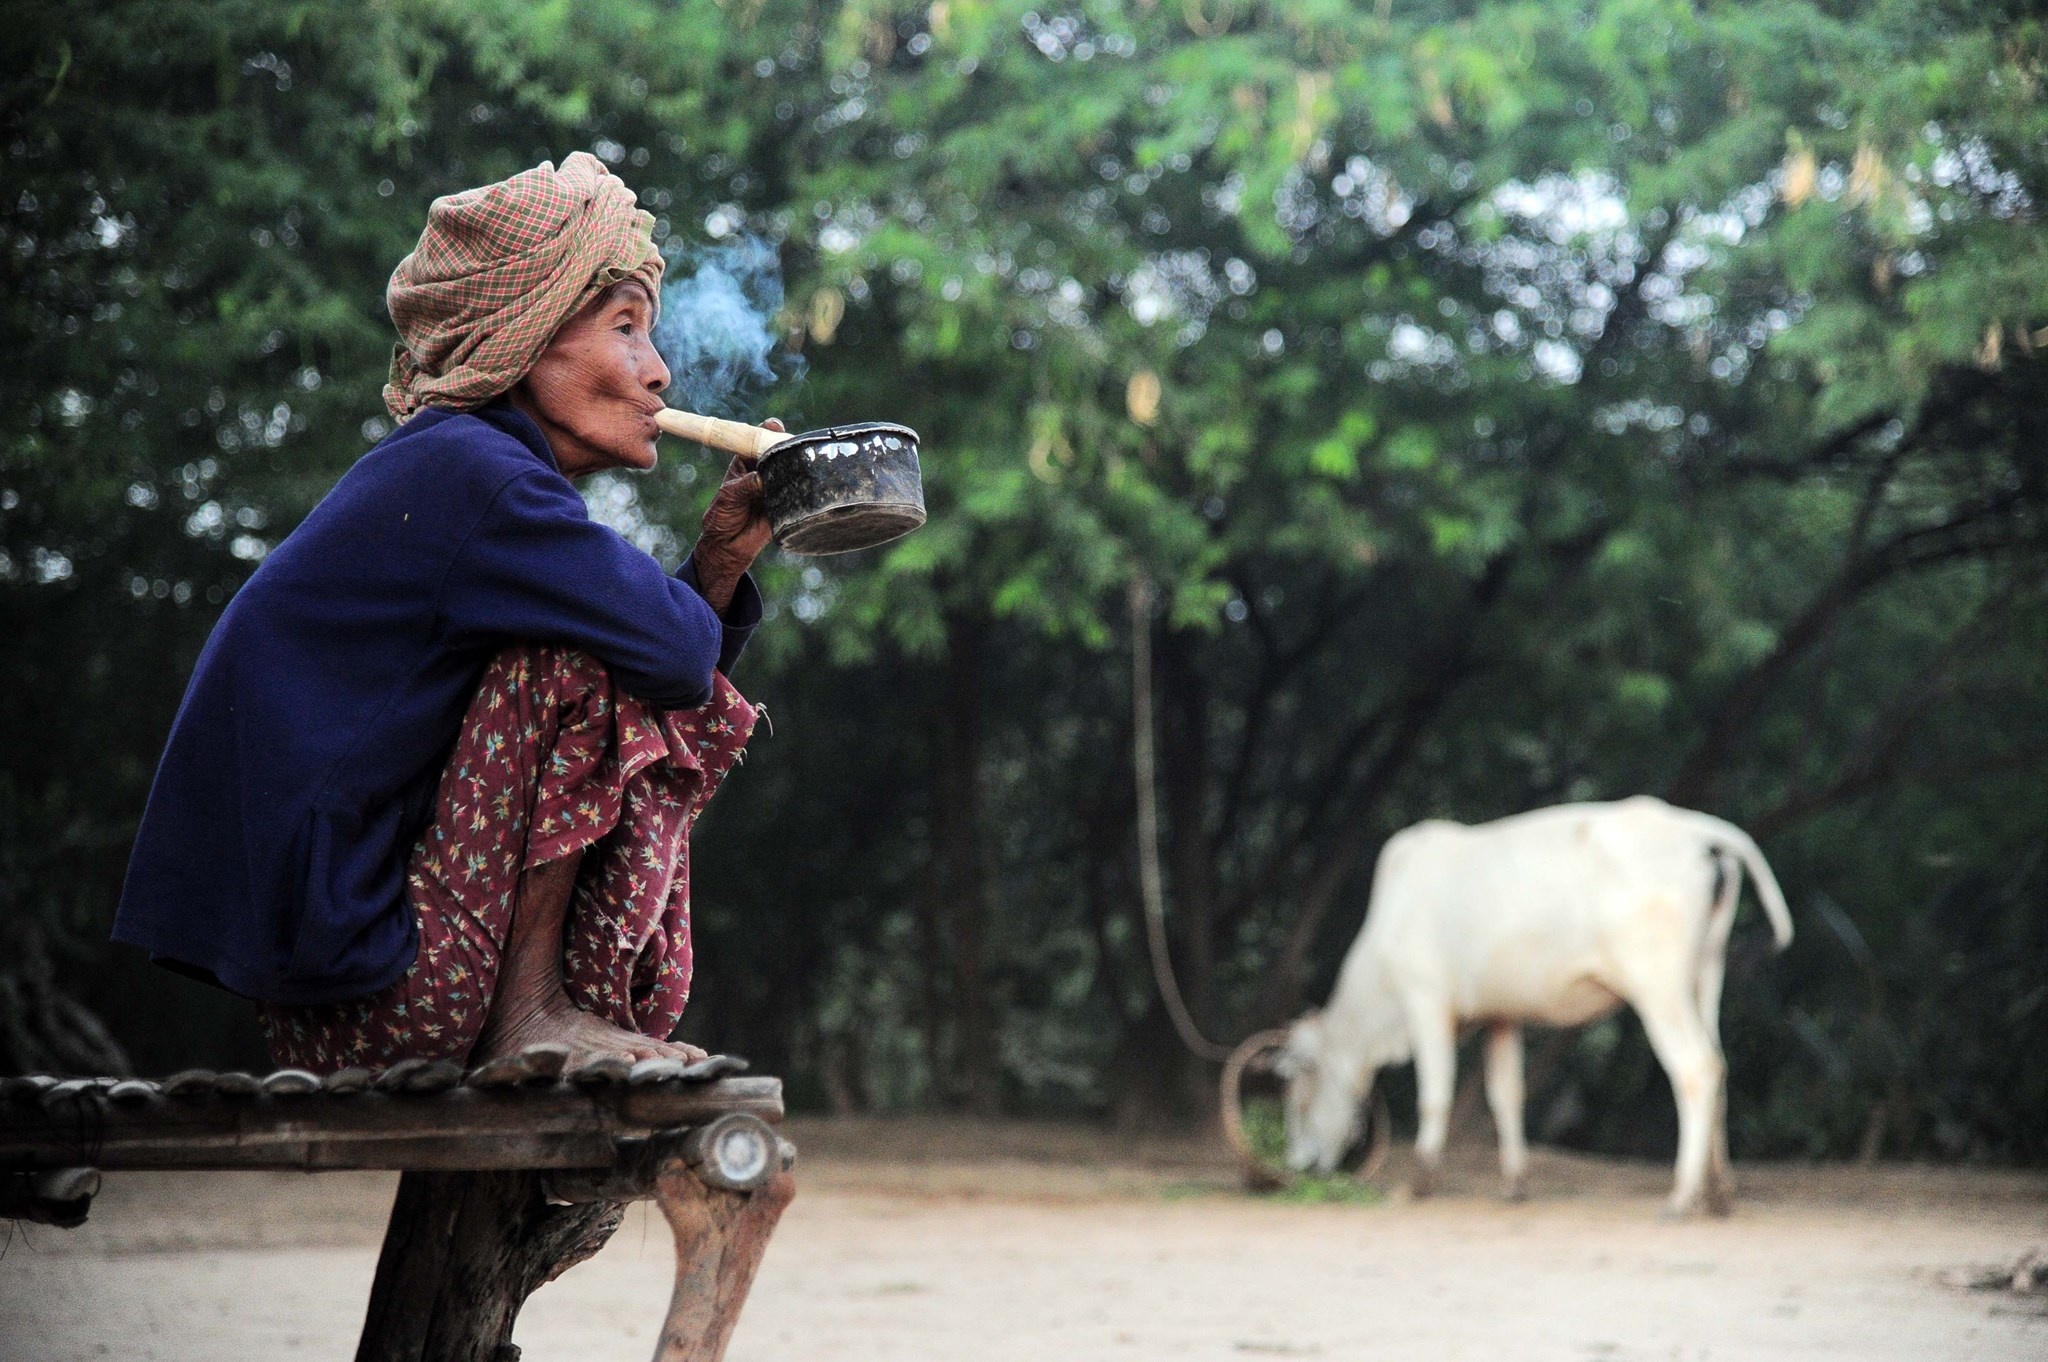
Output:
[{"xmin": 113, "ymin": 153, "xmax": 770, "ymax": 1072}]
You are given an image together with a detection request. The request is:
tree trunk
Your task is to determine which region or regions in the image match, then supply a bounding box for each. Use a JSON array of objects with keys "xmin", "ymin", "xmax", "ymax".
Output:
[
  {"xmin": 1158, "ymin": 628, "xmax": 1220, "ymax": 1024},
  {"xmin": 1159, "ymin": 626, "xmax": 1226, "ymax": 1115},
  {"xmin": 356, "ymin": 1171, "xmax": 622, "ymax": 1362},
  {"xmin": 934, "ymin": 610, "xmax": 996, "ymax": 1114}
]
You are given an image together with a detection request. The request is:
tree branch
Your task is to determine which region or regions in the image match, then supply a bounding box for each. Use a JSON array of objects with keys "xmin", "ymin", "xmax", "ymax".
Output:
[
  {"xmin": 1756, "ymin": 742, "xmax": 2048, "ymax": 837},
  {"xmin": 1668, "ymin": 484, "xmax": 2034, "ymax": 806}
]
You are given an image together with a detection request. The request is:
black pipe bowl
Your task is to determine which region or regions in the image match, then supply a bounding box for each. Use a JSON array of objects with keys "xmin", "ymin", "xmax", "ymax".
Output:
[{"xmin": 757, "ymin": 421, "xmax": 926, "ymax": 556}]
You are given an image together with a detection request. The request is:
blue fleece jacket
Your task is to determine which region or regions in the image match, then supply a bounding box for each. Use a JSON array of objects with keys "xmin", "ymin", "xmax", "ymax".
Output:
[{"xmin": 112, "ymin": 403, "xmax": 761, "ymax": 1005}]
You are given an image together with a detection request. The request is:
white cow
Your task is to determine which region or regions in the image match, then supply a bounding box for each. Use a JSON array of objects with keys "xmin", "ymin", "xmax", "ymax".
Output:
[{"xmin": 1279, "ymin": 796, "xmax": 1791, "ymax": 1216}]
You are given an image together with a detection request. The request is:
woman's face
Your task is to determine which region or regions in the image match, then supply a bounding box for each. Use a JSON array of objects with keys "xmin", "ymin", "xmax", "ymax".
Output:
[{"xmin": 509, "ymin": 281, "xmax": 670, "ymax": 479}]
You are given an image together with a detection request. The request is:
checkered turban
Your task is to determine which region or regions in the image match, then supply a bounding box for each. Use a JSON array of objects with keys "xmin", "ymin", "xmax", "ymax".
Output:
[{"xmin": 383, "ymin": 152, "xmax": 664, "ymax": 421}]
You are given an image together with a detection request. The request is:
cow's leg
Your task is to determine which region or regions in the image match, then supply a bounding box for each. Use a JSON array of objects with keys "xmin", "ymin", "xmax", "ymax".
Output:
[
  {"xmin": 1406, "ymin": 1003, "xmax": 1457, "ymax": 1197},
  {"xmin": 1696, "ymin": 876, "xmax": 1738, "ymax": 1213},
  {"xmin": 1695, "ymin": 969, "xmax": 1736, "ymax": 1214},
  {"xmin": 1483, "ymin": 1024, "xmax": 1528, "ymax": 1201},
  {"xmin": 1702, "ymin": 1068, "xmax": 1735, "ymax": 1216},
  {"xmin": 1695, "ymin": 928, "xmax": 1730, "ymax": 1052},
  {"xmin": 1633, "ymin": 992, "xmax": 1726, "ymax": 1217}
]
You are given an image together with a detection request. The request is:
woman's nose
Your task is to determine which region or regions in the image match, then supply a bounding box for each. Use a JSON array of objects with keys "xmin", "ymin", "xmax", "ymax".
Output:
[{"xmin": 642, "ymin": 339, "xmax": 671, "ymax": 395}]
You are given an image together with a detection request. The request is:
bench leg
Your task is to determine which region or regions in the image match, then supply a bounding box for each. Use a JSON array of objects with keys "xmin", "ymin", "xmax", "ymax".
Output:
[
  {"xmin": 649, "ymin": 1167, "xmax": 795, "ymax": 1362},
  {"xmin": 356, "ymin": 1170, "xmax": 623, "ymax": 1362}
]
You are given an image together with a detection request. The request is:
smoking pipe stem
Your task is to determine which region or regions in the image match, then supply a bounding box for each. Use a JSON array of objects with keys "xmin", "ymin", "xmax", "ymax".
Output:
[{"xmin": 653, "ymin": 408, "xmax": 783, "ymax": 458}]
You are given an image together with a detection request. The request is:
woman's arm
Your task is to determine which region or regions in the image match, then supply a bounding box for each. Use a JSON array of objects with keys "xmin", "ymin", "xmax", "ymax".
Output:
[
  {"xmin": 439, "ymin": 469, "xmax": 757, "ymax": 709},
  {"xmin": 687, "ymin": 425, "xmax": 780, "ymax": 613}
]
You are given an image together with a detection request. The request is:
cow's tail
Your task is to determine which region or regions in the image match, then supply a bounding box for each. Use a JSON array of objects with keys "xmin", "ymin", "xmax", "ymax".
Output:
[{"xmin": 1691, "ymin": 813, "xmax": 1794, "ymax": 951}]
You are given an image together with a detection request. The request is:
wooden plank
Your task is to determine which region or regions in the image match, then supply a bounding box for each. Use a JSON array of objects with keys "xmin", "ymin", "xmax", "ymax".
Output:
[
  {"xmin": 20, "ymin": 1131, "xmax": 625, "ymax": 1173},
  {"xmin": 0, "ymin": 1078, "xmax": 782, "ymax": 1172}
]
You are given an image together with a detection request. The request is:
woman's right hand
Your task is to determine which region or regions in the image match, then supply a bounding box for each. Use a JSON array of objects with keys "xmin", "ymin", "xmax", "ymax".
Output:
[{"xmin": 691, "ymin": 418, "xmax": 782, "ymax": 613}]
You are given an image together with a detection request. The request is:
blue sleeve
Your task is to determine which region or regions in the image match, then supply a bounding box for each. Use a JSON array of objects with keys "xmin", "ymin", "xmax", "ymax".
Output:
[
  {"xmin": 441, "ymin": 470, "xmax": 762, "ymax": 709},
  {"xmin": 676, "ymin": 553, "xmax": 762, "ymax": 677}
]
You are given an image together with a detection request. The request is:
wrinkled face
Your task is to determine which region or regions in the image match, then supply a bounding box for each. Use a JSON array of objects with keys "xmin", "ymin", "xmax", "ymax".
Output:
[
  {"xmin": 511, "ymin": 281, "xmax": 671, "ymax": 480},
  {"xmin": 1276, "ymin": 1012, "xmax": 1363, "ymax": 1174}
]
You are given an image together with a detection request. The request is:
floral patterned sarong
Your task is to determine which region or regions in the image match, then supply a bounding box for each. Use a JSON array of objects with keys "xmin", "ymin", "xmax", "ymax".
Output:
[{"xmin": 261, "ymin": 643, "xmax": 755, "ymax": 1072}]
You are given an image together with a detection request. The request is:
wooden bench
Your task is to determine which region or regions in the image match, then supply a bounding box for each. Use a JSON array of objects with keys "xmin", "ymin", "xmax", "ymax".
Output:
[{"xmin": 0, "ymin": 1043, "xmax": 797, "ymax": 1362}]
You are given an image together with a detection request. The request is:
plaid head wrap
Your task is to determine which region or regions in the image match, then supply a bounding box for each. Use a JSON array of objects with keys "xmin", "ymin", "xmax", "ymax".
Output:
[{"xmin": 383, "ymin": 151, "xmax": 664, "ymax": 421}]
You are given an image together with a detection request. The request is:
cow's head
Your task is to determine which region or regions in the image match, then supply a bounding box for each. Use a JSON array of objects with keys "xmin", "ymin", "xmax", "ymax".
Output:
[{"xmin": 1275, "ymin": 1010, "xmax": 1363, "ymax": 1174}]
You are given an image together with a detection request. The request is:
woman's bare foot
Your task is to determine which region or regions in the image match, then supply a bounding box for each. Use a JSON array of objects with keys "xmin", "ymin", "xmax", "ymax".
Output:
[
  {"xmin": 470, "ymin": 854, "xmax": 706, "ymax": 1072},
  {"xmin": 471, "ymin": 987, "xmax": 706, "ymax": 1070}
]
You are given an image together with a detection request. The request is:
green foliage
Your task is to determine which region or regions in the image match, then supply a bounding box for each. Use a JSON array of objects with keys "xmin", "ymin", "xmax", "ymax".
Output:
[
  {"xmin": 4, "ymin": 0, "xmax": 2044, "ymax": 1165},
  {"xmin": 1266, "ymin": 1176, "xmax": 1387, "ymax": 1208},
  {"xmin": 1240, "ymin": 1094, "xmax": 1289, "ymax": 1166},
  {"xmin": 1235, "ymin": 1099, "xmax": 1385, "ymax": 1204}
]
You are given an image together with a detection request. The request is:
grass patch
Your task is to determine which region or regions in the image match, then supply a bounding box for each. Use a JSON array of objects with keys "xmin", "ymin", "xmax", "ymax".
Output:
[
  {"xmin": 1266, "ymin": 1176, "xmax": 1385, "ymax": 1206},
  {"xmin": 1242, "ymin": 1097, "xmax": 1289, "ymax": 1163},
  {"xmin": 1239, "ymin": 1098, "xmax": 1385, "ymax": 1206}
]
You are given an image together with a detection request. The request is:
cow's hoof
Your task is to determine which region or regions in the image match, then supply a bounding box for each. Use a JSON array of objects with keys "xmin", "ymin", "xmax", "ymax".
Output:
[
  {"xmin": 1411, "ymin": 1169, "xmax": 1437, "ymax": 1199},
  {"xmin": 1502, "ymin": 1176, "xmax": 1529, "ymax": 1203},
  {"xmin": 1659, "ymin": 1198, "xmax": 1699, "ymax": 1221},
  {"xmin": 1704, "ymin": 1183, "xmax": 1735, "ymax": 1218}
]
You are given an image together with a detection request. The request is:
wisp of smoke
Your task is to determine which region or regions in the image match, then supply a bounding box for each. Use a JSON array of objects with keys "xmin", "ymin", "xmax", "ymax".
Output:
[{"xmin": 653, "ymin": 235, "xmax": 805, "ymax": 420}]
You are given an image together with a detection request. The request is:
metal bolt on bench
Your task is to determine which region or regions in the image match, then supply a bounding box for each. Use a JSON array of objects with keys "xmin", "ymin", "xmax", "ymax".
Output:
[{"xmin": 0, "ymin": 1043, "xmax": 797, "ymax": 1362}]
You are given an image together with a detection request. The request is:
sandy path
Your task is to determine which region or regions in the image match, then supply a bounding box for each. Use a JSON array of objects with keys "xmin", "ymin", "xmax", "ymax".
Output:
[{"xmin": 3, "ymin": 1119, "xmax": 2043, "ymax": 1361}]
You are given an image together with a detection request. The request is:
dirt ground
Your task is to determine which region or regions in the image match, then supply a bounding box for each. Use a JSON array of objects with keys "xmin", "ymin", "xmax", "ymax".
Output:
[{"xmin": 3, "ymin": 1116, "xmax": 2044, "ymax": 1362}]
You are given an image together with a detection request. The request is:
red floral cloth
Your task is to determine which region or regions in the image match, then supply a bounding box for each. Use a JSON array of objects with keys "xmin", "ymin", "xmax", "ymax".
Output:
[{"xmin": 261, "ymin": 643, "xmax": 755, "ymax": 1072}]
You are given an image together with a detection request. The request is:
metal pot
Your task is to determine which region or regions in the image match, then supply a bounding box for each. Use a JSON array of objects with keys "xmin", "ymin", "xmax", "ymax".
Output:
[
  {"xmin": 654, "ymin": 409, "xmax": 926, "ymax": 557},
  {"xmin": 757, "ymin": 422, "xmax": 925, "ymax": 556}
]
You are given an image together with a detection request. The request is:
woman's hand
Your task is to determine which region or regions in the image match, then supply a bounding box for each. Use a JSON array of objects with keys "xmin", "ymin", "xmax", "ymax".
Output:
[{"xmin": 691, "ymin": 417, "xmax": 782, "ymax": 614}]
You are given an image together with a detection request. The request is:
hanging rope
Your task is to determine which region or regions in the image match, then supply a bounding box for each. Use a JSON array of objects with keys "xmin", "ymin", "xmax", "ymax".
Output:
[{"xmin": 1130, "ymin": 575, "xmax": 1232, "ymax": 1062}]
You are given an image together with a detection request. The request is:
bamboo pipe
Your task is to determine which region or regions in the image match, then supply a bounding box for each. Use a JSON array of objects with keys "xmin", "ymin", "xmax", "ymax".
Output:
[{"xmin": 653, "ymin": 408, "xmax": 785, "ymax": 458}]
